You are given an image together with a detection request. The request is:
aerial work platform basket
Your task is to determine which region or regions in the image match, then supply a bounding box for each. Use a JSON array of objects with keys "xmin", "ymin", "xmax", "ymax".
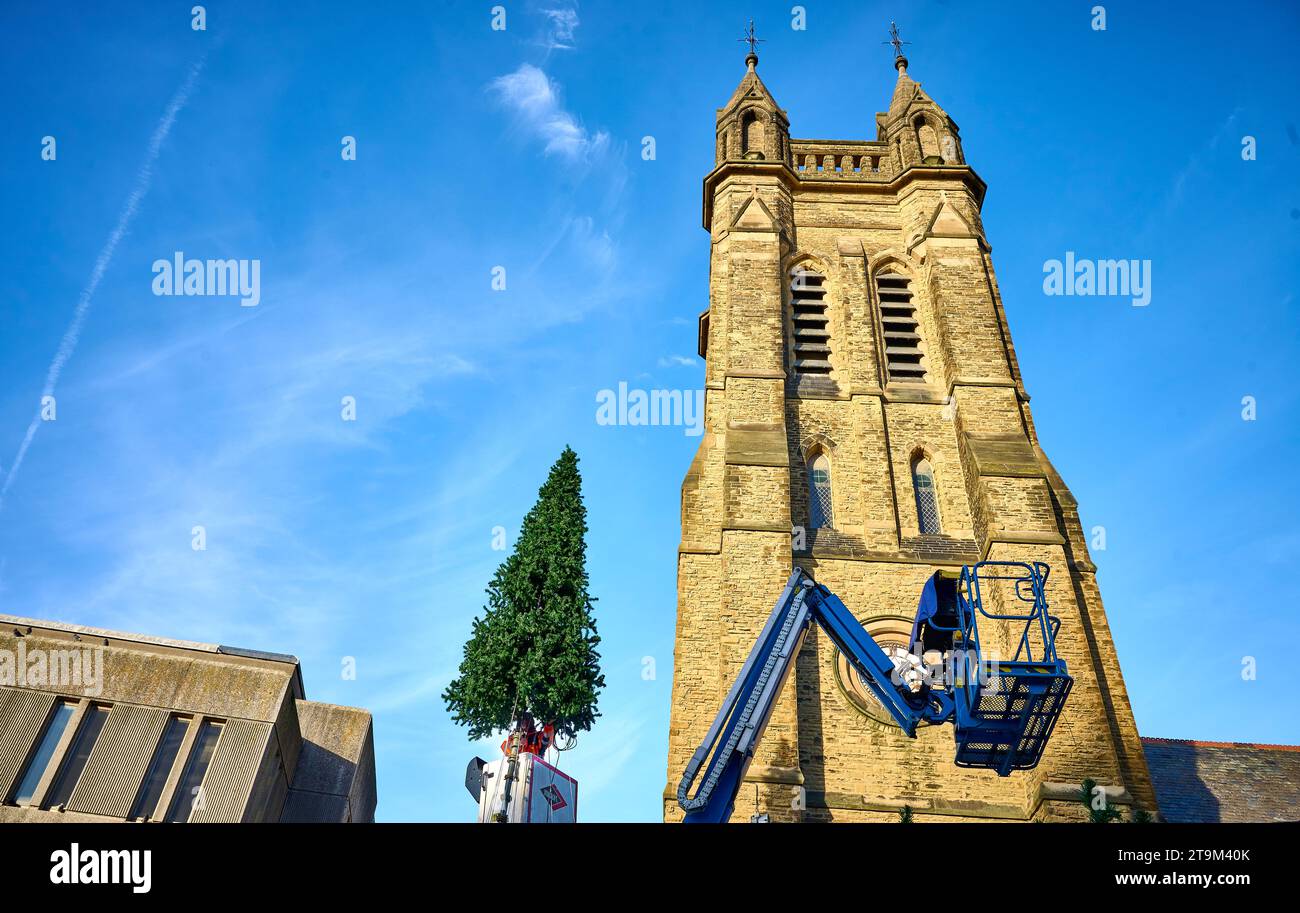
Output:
[
  {"xmin": 678, "ymin": 560, "xmax": 1074, "ymax": 821},
  {"xmin": 912, "ymin": 561, "xmax": 1072, "ymax": 776}
]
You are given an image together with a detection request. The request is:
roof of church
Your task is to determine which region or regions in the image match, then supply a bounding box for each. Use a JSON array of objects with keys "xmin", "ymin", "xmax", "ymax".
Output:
[
  {"xmin": 886, "ymin": 57, "xmax": 940, "ymax": 125},
  {"xmin": 888, "ymin": 65, "xmax": 919, "ymax": 121},
  {"xmin": 718, "ymin": 53, "xmax": 786, "ymax": 123},
  {"xmin": 1141, "ymin": 736, "xmax": 1300, "ymax": 823}
]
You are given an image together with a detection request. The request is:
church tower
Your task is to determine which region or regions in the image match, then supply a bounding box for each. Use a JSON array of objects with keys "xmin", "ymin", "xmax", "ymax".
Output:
[{"xmin": 665, "ymin": 32, "xmax": 1157, "ymax": 822}]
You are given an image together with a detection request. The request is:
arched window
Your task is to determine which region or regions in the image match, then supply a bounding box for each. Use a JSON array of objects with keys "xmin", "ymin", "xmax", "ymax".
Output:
[
  {"xmin": 875, "ymin": 271, "xmax": 927, "ymax": 384},
  {"xmin": 742, "ymin": 110, "xmax": 765, "ymax": 159},
  {"xmin": 915, "ymin": 117, "xmax": 940, "ymax": 161},
  {"xmin": 791, "ymin": 267, "xmax": 831, "ymax": 375},
  {"xmin": 808, "ymin": 453, "xmax": 834, "ymax": 529},
  {"xmin": 912, "ymin": 457, "xmax": 941, "ymax": 535}
]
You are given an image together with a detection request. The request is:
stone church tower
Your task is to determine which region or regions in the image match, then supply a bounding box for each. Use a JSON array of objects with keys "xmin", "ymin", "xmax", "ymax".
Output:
[{"xmin": 664, "ymin": 40, "xmax": 1158, "ymax": 822}]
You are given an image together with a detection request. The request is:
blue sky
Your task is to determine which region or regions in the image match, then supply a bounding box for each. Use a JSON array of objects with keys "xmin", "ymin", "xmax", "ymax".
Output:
[{"xmin": 1, "ymin": 1, "xmax": 1297, "ymax": 822}]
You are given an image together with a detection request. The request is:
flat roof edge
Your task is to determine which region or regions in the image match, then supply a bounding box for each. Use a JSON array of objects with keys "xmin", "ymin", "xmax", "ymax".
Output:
[
  {"xmin": 0, "ymin": 614, "xmax": 298, "ymax": 666},
  {"xmin": 217, "ymin": 644, "xmax": 300, "ymax": 665}
]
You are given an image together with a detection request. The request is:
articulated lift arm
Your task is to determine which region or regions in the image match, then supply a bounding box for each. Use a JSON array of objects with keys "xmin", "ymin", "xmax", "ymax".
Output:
[{"xmin": 676, "ymin": 564, "xmax": 1072, "ymax": 823}]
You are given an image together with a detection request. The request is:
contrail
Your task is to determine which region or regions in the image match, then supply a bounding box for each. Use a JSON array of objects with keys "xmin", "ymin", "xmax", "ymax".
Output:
[{"xmin": 0, "ymin": 57, "xmax": 205, "ymax": 510}]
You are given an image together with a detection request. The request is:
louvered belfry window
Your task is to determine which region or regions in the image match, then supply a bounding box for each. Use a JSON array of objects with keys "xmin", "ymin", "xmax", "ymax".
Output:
[
  {"xmin": 913, "ymin": 458, "xmax": 942, "ymax": 535},
  {"xmin": 876, "ymin": 273, "xmax": 927, "ymax": 383},
  {"xmin": 791, "ymin": 268, "xmax": 832, "ymax": 375},
  {"xmin": 808, "ymin": 453, "xmax": 834, "ymax": 529}
]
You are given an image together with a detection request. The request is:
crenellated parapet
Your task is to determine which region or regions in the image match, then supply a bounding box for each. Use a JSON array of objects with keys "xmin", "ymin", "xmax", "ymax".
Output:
[{"xmin": 789, "ymin": 140, "xmax": 897, "ymax": 181}]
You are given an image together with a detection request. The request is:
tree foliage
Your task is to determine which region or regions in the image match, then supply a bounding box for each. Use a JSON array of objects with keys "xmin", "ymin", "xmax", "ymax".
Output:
[
  {"xmin": 443, "ymin": 446, "xmax": 604, "ymax": 740},
  {"xmin": 1076, "ymin": 778, "xmax": 1155, "ymax": 822},
  {"xmin": 1078, "ymin": 778, "xmax": 1124, "ymax": 823}
]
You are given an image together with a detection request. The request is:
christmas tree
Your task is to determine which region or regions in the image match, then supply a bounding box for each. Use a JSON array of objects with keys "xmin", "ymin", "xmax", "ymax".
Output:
[{"xmin": 443, "ymin": 446, "xmax": 604, "ymax": 742}]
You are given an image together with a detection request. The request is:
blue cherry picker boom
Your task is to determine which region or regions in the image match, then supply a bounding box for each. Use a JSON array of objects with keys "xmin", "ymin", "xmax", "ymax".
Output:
[{"xmin": 677, "ymin": 560, "xmax": 1073, "ymax": 823}]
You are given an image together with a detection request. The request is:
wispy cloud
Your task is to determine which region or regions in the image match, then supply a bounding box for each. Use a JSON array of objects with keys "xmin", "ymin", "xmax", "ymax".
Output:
[
  {"xmin": 485, "ymin": 53, "xmax": 630, "ymax": 319},
  {"xmin": 1136, "ymin": 108, "xmax": 1241, "ymax": 245},
  {"xmin": 556, "ymin": 699, "xmax": 651, "ymax": 818},
  {"xmin": 539, "ymin": 4, "xmax": 580, "ymax": 50},
  {"xmin": 489, "ymin": 63, "xmax": 610, "ymax": 163},
  {"xmin": 0, "ymin": 57, "xmax": 206, "ymax": 510},
  {"xmin": 657, "ymin": 355, "xmax": 697, "ymax": 368}
]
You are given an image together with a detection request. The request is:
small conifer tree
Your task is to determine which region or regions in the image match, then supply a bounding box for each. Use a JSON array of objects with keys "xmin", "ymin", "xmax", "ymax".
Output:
[
  {"xmin": 1078, "ymin": 778, "xmax": 1123, "ymax": 823},
  {"xmin": 443, "ymin": 446, "xmax": 604, "ymax": 742}
]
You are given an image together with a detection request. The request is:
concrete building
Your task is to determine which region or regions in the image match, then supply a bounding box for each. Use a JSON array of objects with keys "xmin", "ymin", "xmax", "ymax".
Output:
[
  {"xmin": 0, "ymin": 614, "xmax": 375, "ymax": 823},
  {"xmin": 664, "ymin": 40, "xmax": 1159, "ymax": 822}
]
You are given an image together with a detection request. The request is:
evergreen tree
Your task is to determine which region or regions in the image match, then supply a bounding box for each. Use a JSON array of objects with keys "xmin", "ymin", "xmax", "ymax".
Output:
[
  {"xmin": 443, "ymin": 446, "xmax": 604, "ymax": 741},
  {"xmin": 1078, "ymin": 778, "xmax": 1123, "ymax": 824}
]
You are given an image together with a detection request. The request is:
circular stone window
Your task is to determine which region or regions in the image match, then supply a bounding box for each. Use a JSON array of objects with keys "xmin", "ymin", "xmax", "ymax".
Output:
[{"xmin": 833, "ymin": 615, "xmax": 929, "ymax": 729}]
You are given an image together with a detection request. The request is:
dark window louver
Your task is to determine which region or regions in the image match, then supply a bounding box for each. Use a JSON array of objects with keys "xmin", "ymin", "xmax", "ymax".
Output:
[
  {"xmin": 791, "ymin": 269, "xmax": 832, "ymax": 375},
  {"xmin": 876, "ymin": 273, "xmax": 927, "ymax": 384}
]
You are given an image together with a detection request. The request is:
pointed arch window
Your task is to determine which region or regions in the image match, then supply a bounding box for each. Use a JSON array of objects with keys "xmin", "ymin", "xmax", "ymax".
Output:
[
  {"xmin": 876, "ymin": 272, "xmax": 927, "ymax": 384},
  {"xmin": 915, "ymin": 116, "xmax": 940, "ymax": 161},
  {"xmin": 742, "ymin": 109, "xmax": 765, "ymax": 159},
  {"xmin": 912, "ymin": 457, "xmax": 941, "ymax": 535},
  {"xmin": 808, "ymin": 453, "xmax": 834, "ymax": 529},
  {"xmin": 791, "ymin": 267, "xmax": 831, "ymax": 375}
]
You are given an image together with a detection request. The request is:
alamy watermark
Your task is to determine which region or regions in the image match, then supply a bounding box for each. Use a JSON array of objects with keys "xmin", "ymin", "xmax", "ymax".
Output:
[
  {"xmin": 1043, "ymin": 252, "xmax": 1150, "ymax": 307},
  {"xmin": 886, "ymin": 644, "xmax": 1003, "ymax": 694},
  {"xmin": 596, "ymin": 382, "xmax": 704, "ymax": 437},
  {"xmin": 50, "ymin": 844, "xmax": 150, "ymax": 893},
  {"xmin": 0, "ymin": 643, "xmax": 104, "ymax": 696},
  {"xmin": 152, "ymin": 252, "xmax": 261, "ymax": 307}
]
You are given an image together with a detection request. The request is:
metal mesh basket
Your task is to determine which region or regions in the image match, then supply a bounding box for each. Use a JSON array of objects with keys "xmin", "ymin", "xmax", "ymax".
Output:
[{"xmin": 953, "ymin": 665, "xmax": 1073, "ymax": 774}]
